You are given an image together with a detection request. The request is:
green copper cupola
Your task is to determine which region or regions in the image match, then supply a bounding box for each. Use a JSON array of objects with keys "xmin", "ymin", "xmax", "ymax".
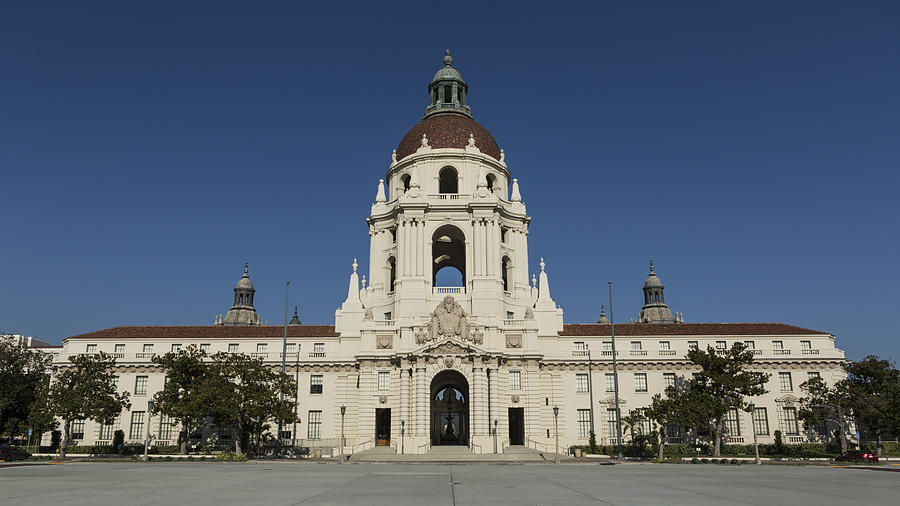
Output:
[{"xmin": 425, "ymin": 50, "xmax": 471, "ymax": 118}]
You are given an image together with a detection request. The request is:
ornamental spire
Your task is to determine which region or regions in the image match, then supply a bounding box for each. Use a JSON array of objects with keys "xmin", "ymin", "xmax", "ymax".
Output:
[{"xmin": 425, "ymin": 50, "xmax": 471, "ymax": 118}]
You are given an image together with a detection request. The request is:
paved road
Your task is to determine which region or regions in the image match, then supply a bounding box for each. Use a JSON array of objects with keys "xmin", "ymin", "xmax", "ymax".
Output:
[{"xmin": 2, "ymin": 461, "xmax": 897, "ymax": 505}]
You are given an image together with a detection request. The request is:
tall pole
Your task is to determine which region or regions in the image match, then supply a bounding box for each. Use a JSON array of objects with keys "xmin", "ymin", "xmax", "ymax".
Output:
[
  {"xmin": 293, "ymin": 351, "xmax": 299, "ymax": 449},
  {"xmin": 749, "ymin": 402, "xmax": 760, "ymax": 465},
  {"xmin": 553, "ymin": 406, "xmax": 560, "ymax": 463},
  {"xmin": 587, "ymin": 346, "xmax": 595, "ymax": 447},
  {"xmin": 609, "ymin": 281, "xmax": 623, "ymax": 460},
  {"xmin": 277, "ymin": 281, "xmax": 290, "ymax": 457}
]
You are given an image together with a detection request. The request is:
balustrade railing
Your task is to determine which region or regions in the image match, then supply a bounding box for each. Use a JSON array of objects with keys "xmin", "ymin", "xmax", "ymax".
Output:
[
  {"xmin": 135, "ymin": 353, "xmax": 155, "ymax": 359},
  {"xmin": 309, "ymin": 352, "xmax": 326, "ymax": 358},
  {"xmin": 801, "ymin": 349, "xmax": 819, "ymax": 355},
  {"xmin": 571, "ymin": 350, "xmax": 589, "ymax": 357},
  {"xmin": 434, "ymin": 287, "xmax": 464, "ymax": 294},
  {"xmin": 503, "ymin": 319, "xmax": 525, "ymax": 327},
  {"xmin": 658, "ymin": 350, "xmax": 677, "ymax": 356},
  {"xmin": 630, "ymin": 350, "xmax": 647, "ymax": 356},
  {"xmin": 773, "ymin": 350, "xmax": 792, "ymax": 356}
]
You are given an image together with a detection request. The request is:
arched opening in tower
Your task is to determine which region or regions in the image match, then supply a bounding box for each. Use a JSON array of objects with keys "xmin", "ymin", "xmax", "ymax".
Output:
[
  {"xmin": 439, "ymin": 167, "xmax": 458, "ymax": 194},
  {"xmin": 432, "ymin": 224, "xmax": 466, "ymax": 290}
]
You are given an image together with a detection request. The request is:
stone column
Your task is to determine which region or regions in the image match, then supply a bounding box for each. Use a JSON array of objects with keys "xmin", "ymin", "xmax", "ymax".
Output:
[
  {"xmin": 397, "ymin": 219, "xmax": 406, "ymax": 277},
  {"xmin": 415, "ymin": 366, "xmax": 427, "ymax": 438},
  {"xmin": 479, "ymin": 220, "xmax": 487, "ymax": 276},
  {"xmin": 472, "ymin": 362, "xmax": 485, "ymax": 439},
  {"xmin": 400, "ymin": 367, "xmax": 410, "ymax": 435},
  {"xmin": 418, "ymin": 220, "xmax": 425, "ymax": 276},
  {"xmin": 487, "ymin": 218, "xmax": 496, "ymax": 277}
]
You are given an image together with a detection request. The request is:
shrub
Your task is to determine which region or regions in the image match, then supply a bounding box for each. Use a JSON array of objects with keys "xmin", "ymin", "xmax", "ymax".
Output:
[
  {"xmin": 701, "ymin": 458, "xmax": 709, "ymax": 464},
  {"xmin": 113, "ymin": 430, "xmax": 125, "ymax": 452},
  {"xmin": 690, "ymin": 457, "xmax": 699, "ymax": 464},
  {"xmin": 50, "ymin": 431, "xmax": 61, "ymax": 451},
  {"xmin": 730, "ymin": 459, "xmax": 740, "ymax": 465},
  {"xmin": 773, "ymin": 430, "xmax": 784, "ymax": 453},
  {"xmin": 215, "ymin": 452, "xmax": 248, "ymax": 462}
]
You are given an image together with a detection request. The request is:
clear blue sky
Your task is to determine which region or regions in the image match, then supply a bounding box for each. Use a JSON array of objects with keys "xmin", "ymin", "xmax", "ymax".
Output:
[{"xmin": 2, "ymin": 2, "xmax": 898, "ymax": 361}]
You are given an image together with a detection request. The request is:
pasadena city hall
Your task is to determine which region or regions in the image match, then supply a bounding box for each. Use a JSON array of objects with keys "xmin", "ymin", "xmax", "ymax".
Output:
[{"xmin": 48, "ymin": 52, "xmax": 846, "ymax": 456}]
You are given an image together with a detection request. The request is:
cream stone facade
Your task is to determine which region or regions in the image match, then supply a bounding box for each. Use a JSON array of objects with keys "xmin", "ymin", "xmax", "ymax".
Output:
[{"xmin": 48, "ymin": 53, "xmax": 847, "ymax": 455}]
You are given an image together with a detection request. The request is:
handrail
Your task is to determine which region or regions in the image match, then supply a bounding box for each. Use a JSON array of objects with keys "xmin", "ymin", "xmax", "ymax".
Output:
[
  {"xmin": 417, "ymin": 440, "xmax": 430, "ymax": 455},
  {"xmin": 350, "ymin": 439, "xmax": 373, "ymax": 454},
  {"xmin": 470, "ymin": 442, "xmax": 482, "ymax": 454},
  {"xmin": 526, "ymin": 438, "xmax": 552, "ymax": 453}
]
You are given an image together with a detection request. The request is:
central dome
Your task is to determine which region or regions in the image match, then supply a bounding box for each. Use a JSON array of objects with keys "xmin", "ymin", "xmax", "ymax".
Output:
[{"xmin": 396, "ymin": 114, "xmax": 501, "ymax": 162}]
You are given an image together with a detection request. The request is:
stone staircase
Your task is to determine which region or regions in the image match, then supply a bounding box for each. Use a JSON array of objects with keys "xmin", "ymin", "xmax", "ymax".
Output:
[{"xmin": 347, "ymin": 444, "xmax": 550, "ymax": 463}]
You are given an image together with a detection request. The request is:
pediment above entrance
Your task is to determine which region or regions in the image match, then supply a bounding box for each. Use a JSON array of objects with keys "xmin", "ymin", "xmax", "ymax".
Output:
[{"xmin": 415, "ymin": 338, "xmax": 485, "ymax": 356}]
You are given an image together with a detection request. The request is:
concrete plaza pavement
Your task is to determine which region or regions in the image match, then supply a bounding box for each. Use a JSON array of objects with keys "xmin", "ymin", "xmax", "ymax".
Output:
[{"xmin": 2, "ymin": 461, "xmax": 897, "ymax": 505}]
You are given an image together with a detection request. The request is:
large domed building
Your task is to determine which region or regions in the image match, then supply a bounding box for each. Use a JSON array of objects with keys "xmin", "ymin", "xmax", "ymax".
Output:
[{"xmin": 50, "ymin": 53, "xmax": 847, "ymax": 457}]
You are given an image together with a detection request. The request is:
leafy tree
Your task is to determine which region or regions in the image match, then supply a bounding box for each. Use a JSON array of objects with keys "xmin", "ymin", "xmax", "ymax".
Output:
[
  {"xmin": 204, "ymin": 352, "xmax": 297, "ymax": 455},
  {"xmin": 151, "ymin": 346, "xmax": 212, "ymax": 454},
  {"xmin": 685, "ymin": 343, "xmax": 769, "ymax": 457},
  {"xmin": 26, "ymin": 373, "xmax": 58, "ymax": 447},
  {"xmin": 844, "ymin": 356, "xmax": 900, "ymax": 457},
  {"xmin": 646, "ymin": 381, "xmax": 711, "ymax": 460},
  {"xmin": 48, "ymin": 352, "xmax": 130, "ymax": 457},
  {"xmin": 797, "ymin": 376, "xmax": 853, "ymax": 453},
  {"xmin": 0, "ymin": 339, "xmax": 51, "ymax": 437},
  {"xmin": 623, "ymin": 409, "xmax": 651, "ymax": 457}
]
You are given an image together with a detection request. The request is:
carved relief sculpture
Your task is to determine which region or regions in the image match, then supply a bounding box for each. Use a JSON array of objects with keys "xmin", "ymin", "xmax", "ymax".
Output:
[
  {"xmin": 428, "ymin": 296, "xmax": 470, "ymax": 341},
  {"xmin": 505, "ymin": 333, "xmax": 522, "ymax": 348},
  {"xmin": 377, "ymin": 333, "xmax": 392, "ymax": 349}
]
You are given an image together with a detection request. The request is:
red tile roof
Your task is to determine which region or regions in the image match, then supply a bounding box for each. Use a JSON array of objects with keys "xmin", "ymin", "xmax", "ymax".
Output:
[
  {"xmin": 559, "ymin": 323, "xmax": 829, "ymax": 337},
  {"xmin": 67, "ymin": 325, "xmax": 339, "ymax": 340},
  {"xmin": 396, "ymin": 113, "xmax": 501, "ymax": 162}
]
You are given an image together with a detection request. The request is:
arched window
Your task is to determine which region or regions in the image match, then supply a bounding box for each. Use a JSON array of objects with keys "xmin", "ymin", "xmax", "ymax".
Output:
[
  {"xmin": 439, "ymin": 167, "xmax": 458, "ymax": 194},
  {"xmin": 388, "ymin": 257, "xmax": 396, "ymax": 293},
  {"xmin": 401, "ymin": 174, "xmax": 411, "ymax": 193},
  {"xmin": 432, "ymin": 224, "xmax": 466, "ymax": 290},
  {"xmin": 486, "ymin": 173, "xmax": 496, "ymax": 192},
  {"xmin": 502, "ymin": 256, "xmax": 510, "ymax": 292}
]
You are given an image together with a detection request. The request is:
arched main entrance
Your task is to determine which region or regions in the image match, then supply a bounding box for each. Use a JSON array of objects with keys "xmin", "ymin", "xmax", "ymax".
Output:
[{"xmin": 430, "ymin": 370, "xmax": 469, "ymax": 446}]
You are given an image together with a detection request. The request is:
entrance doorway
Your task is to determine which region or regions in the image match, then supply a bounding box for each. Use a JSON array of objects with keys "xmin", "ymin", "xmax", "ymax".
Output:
[
  {"xmin": 430, "ymin": 370, "xmax": 469, "ymax": 446},
  {"xmin": 375, "ymin": 408, "xmax": 391, "ymax": 446},
  {"xmin": 508, "ymin": 407, "xmax": 524, "ymax": 445}
]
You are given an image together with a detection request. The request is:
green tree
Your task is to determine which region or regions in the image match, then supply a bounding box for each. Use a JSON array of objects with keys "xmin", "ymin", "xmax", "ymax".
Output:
[
  {"xmin": 686, "ymin": 343, "xmax": 769, "ymax": 457},
  {"xmin": 26, "ymin": 373, "xmax": 58, "ymax": 450},
  {"xmin": 797, "ymin": 376, "xmax": 853, "ymax": 453},
  {"xmin": 844, "ymin": 356, "xmax": 900, "ymax": 457},
  {"xmin": 48, "ymin": 352, "xmax": 130, "ymax": 457},
  {"xmin": 151, "ymin": 346, "xmax": 212, "ymax": 454},
  {"xmin": 646, "ymin": 381, "xmax": 711, "ymax": 460},
  {"xmin": 0, "ymin": 339, "xmax": 51, "ymax": 437},
  {"xmin": 622, "ymin": 409, "xmax": 650, "ymax": 457},
  {"xmin": 204, "ymin": 352, "xmax": 297, "ymax": 455}
]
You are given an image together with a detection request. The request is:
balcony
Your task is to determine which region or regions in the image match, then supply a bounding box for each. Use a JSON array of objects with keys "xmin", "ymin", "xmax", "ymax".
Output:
[
  {"xmin": 111, "ymin": 353, "xmax": 125, "ymax": 359},
  {"xmin": 659, "ymin": 350, "xmax": 677, "ymax": 357},
  {"xmin": 571, "ymin": 350, "xmax": 589, "ymax": 357},
  {"xmin": 773, "ymin": 350, "xmax": 792, "ymax": 356},
  {"xmin": 726, "ymin": 437, "xmax": 745, "ymax": 443},
  {"xmin": 630, "ymin": 350, "xmax": 647, "ymax": 357},
  {"xmin": 801, "ymin": 349, "xmax": 819, "ymax": 355},
  {"xmin": 503, "ymin": 319, "xmax": 525, "ymax": 327},
  {"xmin": 309, "ymin": 352, "xmax": 326, "ymax": 358},
  {"xmin": 374, "ymin": 320, "xmax": 396, "ymax": 328},
  {"xmin": 601, "ymin": 351, "xmax": 618, "ymax": 357},
  {"xmin": 251, "ymin": 352, "xmax": 269, "ymax": 358},
  {"xmin": 427, "ymin": 193, "xmax": 471, "ymax": 200},
  {"xmin": 787, "ymin": 436, "xmax": 804, "ymax": 443},
  {"xmin": 434, "ymin": 287, "xmax": 464, "ymax": 294},
  {"xmin": 135, "ymin": 353, "xmax": 155, "ymax": 359}
]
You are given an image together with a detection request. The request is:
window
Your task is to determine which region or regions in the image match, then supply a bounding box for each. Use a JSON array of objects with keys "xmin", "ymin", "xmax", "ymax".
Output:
[
  {"xmin": 384, "ymin": 312, "xmax": 392, "ymax": 320},
  {"xmin": 285, "ymin": 343, "xmax": 297, "ymax": 353},
  {"xmin": 743, "ymin": 340, "xmax": 755, "ymax": 350},
  {"xmin": 438, "ymin": 167, "xmax": 458, "ymax": 194},
  {"xmin": 779, "ymin": 372, "xmax": 793, "ymax": 392},
  {"xmin": 71, "ymin": 419, "xmax": 85, "ymax": 440},
  {"xmin": 99, "ymin": 420, "xmax": 115, "ymax": 440},
  {"xmin": 801, "ymin": 340, "xmax": 811, "ymax": 350},
  {"xmin": 308, "ymin": 410, "xmax": 322, "ymax": 439},
  {"xmin": 630, "ymin": 341, "xmax": 642, "ymax": 351},
  {"xmin": 143, "ymin": 344, "xmax": 154, "ymax": 353},
  {"xmin": 111, "ymin": 376, "xmax": 119, "ymax": 393},
  {"xmin": 86, "ymin": 344, "xmax": 97, "ymax": 353},
  {"xmin": 602, "ymin": 342, "xmax": 612, "ymax": 352},
  {"xmin": 716, "ymin": 341, "xmax": 726, "ymax": 350},
  {"xmin": 606, "ymin": 408, "xmax": 619, "ymax": 440},
  {"xmin": 159, "ymin": 415, "xmax": 174, "ymax": 440},
  {"xmin": 577, "ymin": 409, "xmax": 591, "ymax": 438},
  {"xmin": 753, "ymin": 407, "xmax": 769, "ymax": 435},
  {"xmin": 310, "ymin": 375, "xmax": 323, "ymax": 394},
  {"xmin": 280, "ymin": 430, "xmax": 292, "ymax": 440},
  {"xmin": 378, "ymin": 371, "xmax": 390, "ymax": 391},
  {"xmin": 218, "ymin": 426, "xmax": 232, "ymax": 439},
  {"xmin": 576, "ymin": 373, "xmax": 589, "ymax": 393},
  {"xmin": 773, "ymin": 340, "xmax": 784, "ymax": 350},
  {"xmin": 171, "ymin": 344, "xmax": 181, "ymax": 353},
  {"xmin": 634, "ymin": 373, "xmax": 648, "ymax": 392},
  {"xmin": 605, "ymin": 373, "xmax": 615, "ymax": 392},
  {"xmin": 509, "ymin": 370, "xmax": 521, "ymax": 391},
  {"xmin": 637, "ymin": 409, "xmax": 652, "ymax": 435},
  {"xmin": 134, "ymin": 376, "xmax": 148, "ymax": 396},
  {"xmin": 314, "ymin": 343, "xmax": 325, "ymax": 354},
  {"xmin": 574, "ymin": 342, "xmax": 586, "ymax": 352},
  {"xmin": 129, "ymin": 412, "xmax": 145, "ymax": 440},
  {"xmin": 724, "ymin": 408, "xmax": 741, "ymax": 436},
  {"xmin": 257, "ymin": 343, "xmax": 267, "ymax": 353},
  {"xmin": 663, "ymin": 373, "xmax": 676, "ymax": 389},
  {"xmin": 228, "ymin": 343, "xmax": 239, "ymax": 353},
  {"xmin": 114, "ymin": 344, "xmax": 125, "ymax": 354},
  {"xmin": 506, "ymin": 310, "xmax": 514, "ymax": 319},
  {"xmin": 659, "ymin": 341, "xmax": 670, "ymax": 351},
  {"xmin": 688, "ymin": 341, "xmax": 698, "ymax": 350},
  {"xmin": 807, "ymin": 371, "xmax": 820, "ymax": 381},
  {"xmin": 200, "ymin": 344, "xmax": 210, "ymax": 353},
  {"xmin": 783, "ymin": 407, "xmax": 799, "ymax": 435}
]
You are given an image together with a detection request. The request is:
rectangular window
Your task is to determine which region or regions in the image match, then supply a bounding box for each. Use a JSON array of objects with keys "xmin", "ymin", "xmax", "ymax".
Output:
[
  {"xmin": 310, "ymin": 375, "xmax": 323, "ymax": 394},
  {"xmin": 607, "ymin": 408, "xmax": 618, "ymax": 440},
  {"xmin": 779, "ymin": 372, "xmax": 793, "ymax": 392},
  {"xmin": 630, "ymin": 341, "xmax": 641, "ymax": 351},
  {"xmin": 143, "ymin": 344, "xmax": 154, "ymax": 353},
  {"xmin": 575, "ymin": 373, "xmax": 589, "ymax": 393},
  {"xmin": 744, "ymin": 340, "xmax": 755, "ymax": 350},
  {"xmin": 638, "ymin": 409, "xmax": 652, "ymax": 435},
  {"xmin": 228, "ymin": 343, "xmax": 239, "ymax": 353},
  {"xmin": 716, "ymin": 341, "xmax": 726, "ymax": 350},
  {"xmin": 171, "ymin": 344, "xmax": 181, "ymax": 353},
  {"xmin": 605, "ymin": 373, "xmax": 615, "ymax": 392},
  {"xmin": 773, "ymin": 340, "xmax": 784, "ymax": 350},
  {"xmin": 378, "ymin": 371, "xmax": 390, "ymax": 391},
  {"xmin": 285, "ymin": 343, "xmax": 297, "ymax": 353},
  {"xmin": 257, "ymin": 343, "xmax": 267, "ymax": 353},
  {"xmin": 663, "ymin": 373, "xmax": 676, "ymax": 389},
  {"xmin": 159, "ymin": 415, "xmax": 174, "ymax": 440},
  {"xmin": 85, "ymin": 344, "xmax": 97, "ymax": 353},
  {"xmin": 753, "ymin": 407, "xmax": 769, "ymax": 435},
  {"xmin": 634, "ymin": 373, "xmax": 648, "ymax": 392},
  {"xmin": 577, "ymin": 409, "xmax": 591, "ymax": 438},
  {"xmin": 384, "ymin": 312, "xmax": 392, "ymax": 320},
  {"xmin": 308, "ymin": 410, "xmax": 322, "ymax": 439},
  {"xmin": 688, "ymin": 341, "xmax": 698, "ymax": 350},
  {"xmin": 602, "ymin": 341, "xmax": 612, "ymax": 352},
  {"xmin": 200, "ymin": 344, "xmax": 210, "ymax": 353},
  {"xmin": 783, "ymin": 407, "xmax": 799, "ymax": 435},
  {"xmin": 509, "ymin": 370, "xmax": 522, "ymax": 391},
  {"xmin": 134, "ymin": 376, "xmax": 148, "ymax": 396},
  {"xmin": 111, "ymin": 376, "xmax": 119, "ymax": 393},
  {"xmin": 114, "ymin": 344, "xmax": 125, "ymax": 354},
  {"xmin": 574, "ymin": 341, "xmax": 586, "ymax": 351},
  {"xmin": 724, "ymin": 407, "xmax": 741, "ymax": 436},
  {"xmin": 314, "ymin": 343, "xmax": 325, "ymax": 353},
  {"xmin": 99, "ymin": 421, "xmax": 115, "ymax": 440},
  {"xmin": 807, "ymin": 371, "xmax": 820, "ymax": 381},
  {"xmin": 658, "ymin": 341, "xmax": 670, "ymax": 350},
  {"xmin": 71, "ymin": 419, "xmax": 85, "ymax": 440},
  {"xmin": 129, "ymin": 411, "xmax": 145, "ymax": 440},
  {"xmin": 801, "ymin": 340, "xmax": 811, "ymax": 350}
]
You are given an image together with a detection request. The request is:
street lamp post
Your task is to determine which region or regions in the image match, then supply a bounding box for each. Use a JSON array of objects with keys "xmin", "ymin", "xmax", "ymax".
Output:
[
  {"xmin": 144, "ymin": 399, "xmax": 155, "ymax": 461},
  {"xmin": 608, "ymin": 281, "xmax": 623, "ymax": 460},
  {"xmin": 493, "ymin": 419, "xmax": 498, "ymax": 454},
  {"xmin": 277, "ymin": 281, "xmax": 290, "ymax": 458},
  {"xmin": 748, "ymin": 402, "xmax": 760, "ymax": 465},
  {"xmin": 340, "ymin": 405, "xmax": 346, "ymax": 457},
  {"xmin": 401, "ymin": 420, "xmax": 405, "ymax": 455},
  {"xmin": 553, "ymin": 405, "xmax": 560, "ymax": 463},
  {"xmin": 586, "ymin": 344, "xmax": 595, "ymax": 447}
]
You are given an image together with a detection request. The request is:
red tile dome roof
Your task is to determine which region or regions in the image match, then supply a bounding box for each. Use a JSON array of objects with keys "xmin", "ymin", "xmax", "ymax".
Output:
[{"xmin": 396, "ymin": 113, "xmax": 501, "ymax": 162}]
